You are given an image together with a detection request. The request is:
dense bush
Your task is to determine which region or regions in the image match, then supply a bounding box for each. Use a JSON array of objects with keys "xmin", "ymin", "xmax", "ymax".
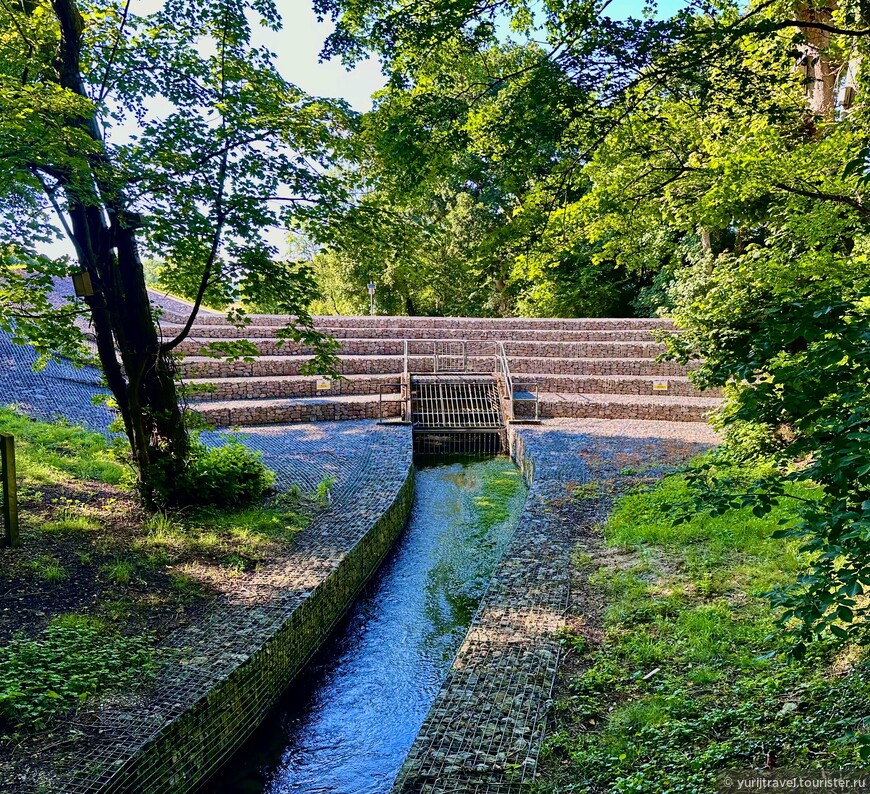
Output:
[{"xmin": 168, "ymin": 440, "xmax": 275, "ymax": 508}]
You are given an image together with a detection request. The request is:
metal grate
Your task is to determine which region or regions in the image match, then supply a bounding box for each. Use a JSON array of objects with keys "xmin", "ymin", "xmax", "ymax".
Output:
[
  {"xmin": 411, "ymin": 376, "xmax": 504, "ymax": 430},
  {"xmin": 413, "ymin": 430, "xmax": 503, "ymax": 456}
]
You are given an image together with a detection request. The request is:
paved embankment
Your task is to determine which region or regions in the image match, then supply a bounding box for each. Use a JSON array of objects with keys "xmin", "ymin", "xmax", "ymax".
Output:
[{"xmin": 0, "ymin": 328, "xmax": 416, "ymax": 794}]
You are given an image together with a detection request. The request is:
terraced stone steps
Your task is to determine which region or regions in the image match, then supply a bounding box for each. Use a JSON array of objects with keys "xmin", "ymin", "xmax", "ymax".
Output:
[
  {"xmin": 512, "ymin": 373, "xmax": 718, "ymax": 398},
  {"xmin": 176, "ymin": 336, "xmax": 668, "ymax": 359},
  {"xmin": 162, "ymin": 322, "xmax": 668, "ymax": 343},
  {"xmin": 186, "ymin": 374, "xmax": 401, "ymax": 401},
  {"xmin": 179, "ymin": 354, "xmax": 695, "ymax": 379},
  {"xmin": 194, "ymin": 393, "xmax": 404, "ymax": 427},
  {"xmin": 158, "ymin": 309, "xmax": 674, "ymax": 331},
  {"xmin": 153, "ymin": 292, "xmax": 719, "ymax": 425},
  {"xmin": 185, "ymin": 372, "xmax": 715, "ymax": 402},
  {"xmin": 521, "ymin": 393, "xmax": 721, "ymax": 422}
]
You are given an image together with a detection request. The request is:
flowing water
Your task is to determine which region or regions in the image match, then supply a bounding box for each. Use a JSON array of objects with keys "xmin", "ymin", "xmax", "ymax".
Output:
[{"xmin": 207, "ymin": 456, "xmax": 527, "ymax": 794}]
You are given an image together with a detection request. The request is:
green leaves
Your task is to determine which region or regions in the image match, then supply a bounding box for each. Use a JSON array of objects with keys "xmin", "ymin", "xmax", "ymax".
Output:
[
  {"xmin": 675, "ymin": 299, "xmax": 870, "ymax": 649},
  {"xmin": 0, "ymin": 615, "xmax": 155, "ymax": 737}
]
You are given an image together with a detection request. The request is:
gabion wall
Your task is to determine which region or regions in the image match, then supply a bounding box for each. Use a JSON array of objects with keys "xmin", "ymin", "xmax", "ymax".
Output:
[{"xmin": 98, "ymin": 466, "xmax": 415, "ymax": 794}]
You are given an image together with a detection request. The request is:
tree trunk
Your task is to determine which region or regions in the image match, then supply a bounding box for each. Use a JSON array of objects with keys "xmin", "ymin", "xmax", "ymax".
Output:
[
  {"xmin": 796, "ymin": 1, "xmax": 839, "ymax": 117},
  {"xmin": 48, "ymin": 0, "xmax": 190, "ymax": 504}
]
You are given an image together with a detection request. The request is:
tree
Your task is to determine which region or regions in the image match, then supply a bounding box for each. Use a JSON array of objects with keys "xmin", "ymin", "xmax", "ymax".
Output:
[
  {"xmin": 315, "ymin": 0, "xmax": 870, "ymax": 647},
  {"xmin": 309, "ymin": 38, "xmax": 647, "ymax": 317},
  {"xmin": 0, "ymin": 0, "xmax": 346, "ymax": 503}
]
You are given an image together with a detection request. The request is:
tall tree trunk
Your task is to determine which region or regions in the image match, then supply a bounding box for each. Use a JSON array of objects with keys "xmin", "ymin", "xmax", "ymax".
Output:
[
  {"xmin": 796, "ymin": 1, "xmax": 839, "ymax": 117},
  {"xmin": 49, "ymin": 0, "xmax": 189, "ymax": 504}
]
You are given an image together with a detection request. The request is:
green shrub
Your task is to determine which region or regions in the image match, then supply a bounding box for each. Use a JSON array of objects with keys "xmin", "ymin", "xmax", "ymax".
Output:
[
  {"xmin": 170, "ymin": 440, "xmax": 274, "ymax": 507},
  {"xmin": 0, "ymin": 615, "xmax": 155, "ymax": 736}
]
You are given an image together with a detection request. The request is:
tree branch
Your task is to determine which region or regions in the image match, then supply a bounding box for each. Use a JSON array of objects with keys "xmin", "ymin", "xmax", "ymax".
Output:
[
  {"xmin": 96, "ymin": 0, "xmax": 132, "ymax": 104},
  {"xmin": 773, "ymin": 182, "xmax": 870, "ymax": 216},
  {"xmin": 160, "ymin": 0, "xmax": 231, "ymax": 354}
]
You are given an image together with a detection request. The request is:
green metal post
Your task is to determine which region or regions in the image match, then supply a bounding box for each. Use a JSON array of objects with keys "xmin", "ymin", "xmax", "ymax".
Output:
[{"xmin": 1, "ymin": 434, "xmax": 19, "ymax": 548}]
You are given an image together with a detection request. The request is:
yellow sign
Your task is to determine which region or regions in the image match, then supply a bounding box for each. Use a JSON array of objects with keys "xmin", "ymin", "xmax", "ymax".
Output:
[
  {"xmin": 315, "ymin": 378, "xmax": 332, "ymax": 391},
  {"xmin": 652, "ymin": 379, "xmax": 669, "ymax": 391}
]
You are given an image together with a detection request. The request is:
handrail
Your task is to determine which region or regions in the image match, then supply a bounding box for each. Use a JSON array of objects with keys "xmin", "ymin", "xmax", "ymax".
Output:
[
  {"xmin": 401, "ymin": 338, "xmax": 500, "ymax": 376},
  {"xmin": 403, "ymin": 340, "xmax": 409, "ymax": 421},
  {"xmin": 377, "ymin": 381, "xmax": 406, "ymax": 424},
  {"xmin": 495, "ymin": 341, "xmax": 515, "ymax": 422},
  {"xmin": 398, "ymin": 337, "xmax": 537, "ymax": 422},
  {"xmin": 512, "ymin": 380, "xmax": 540, "ymax": 421}
]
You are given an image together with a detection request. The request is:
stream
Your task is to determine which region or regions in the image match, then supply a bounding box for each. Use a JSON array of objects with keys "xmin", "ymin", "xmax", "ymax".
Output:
[{"xmin": 206, "ymin": 455, "xmax": 527, "ymax": 794}]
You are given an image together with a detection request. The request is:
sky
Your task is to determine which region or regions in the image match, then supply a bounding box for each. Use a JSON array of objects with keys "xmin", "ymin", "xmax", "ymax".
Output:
[{"xmin": 267, "ymin": 1, "xmax": 384, "ymax": 112}]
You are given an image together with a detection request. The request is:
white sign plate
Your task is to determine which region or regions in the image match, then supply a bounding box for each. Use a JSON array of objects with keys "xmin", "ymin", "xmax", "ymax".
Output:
[
  {"xmin": 316, "ymin": 377, "xmax": 332, "ymax": 391},
  {"xmin": 652, "ymin": 379, "xmax": 669, "ymax": 391}
]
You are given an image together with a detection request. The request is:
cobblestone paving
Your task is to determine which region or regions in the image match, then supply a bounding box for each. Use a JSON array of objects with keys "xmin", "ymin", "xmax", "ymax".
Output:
[
  {"xmin": 0, "ymin": 333, "xmax": 111, "ymax": 432},
  {"xmin": 200, "ymin": 420, "xmax": 405, "ymax": 497},
  {"xmin": 393, "ymin": 418, "xmax": 720, "ymax": 794}
]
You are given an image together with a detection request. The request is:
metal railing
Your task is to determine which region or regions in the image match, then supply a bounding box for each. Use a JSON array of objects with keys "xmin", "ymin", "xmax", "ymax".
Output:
[
  {"xmin": 389, "ymin": 338, "xmax": 541, "ymax": 424},
  {"xmin": 512, "ymin": 380, "xmax": 541, "ymax": 422},
  {"xmin": 378, "ymin": 381, "xmax": 409, "ymax": 424},
  {"xmin": 433, "ymin": 340, "xmax": 468, "ymax": 373},
  {"xmin": 399, "ymin": 338, "xmax": 494, "ymax": 375},
  {"xmin": 495, "ymin": 341, "xmax": 515, "ymax": 421}
]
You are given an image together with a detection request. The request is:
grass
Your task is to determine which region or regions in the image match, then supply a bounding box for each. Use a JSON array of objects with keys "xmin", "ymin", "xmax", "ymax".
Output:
[
  {"xmin": 315, "ymin": 475, "xmax": 336, "ymax": 505},
  {"xmin": 538, "ymin": 457, "xmax": 870, "ymax": 794},
  {"xmin": 29, "ymin": 556, "xmax": 68, "ymax": 584},
  {"xmin": 0, "ymin": 406, "xmax": 127, "ymax": 487},
  {"xmin": 42, "ymin": 506, "xmax": 101, "ymax": 533},
  {"xmin": 101, "ymin": 559, "xmax": 136, "ymax": 585},
  {"xmin": 0, "ymin": 407, "xmax": 321, "ymax": 743},
  {"xmin": 136, "ymin": 497, "xmax": 312, "ymax": 570},
  {"xmin": 1, "ymin": 407, "xmax": 315, "ymax": 577}
]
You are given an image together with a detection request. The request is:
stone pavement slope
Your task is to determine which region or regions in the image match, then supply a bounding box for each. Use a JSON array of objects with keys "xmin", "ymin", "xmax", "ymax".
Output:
[
  {"xmin": 0, "ymin": 324, "xmax": 417, "ymax": 794},
  {"xmin": 52, "ymin": 421, "xmax": 413, "ymax": 794}
]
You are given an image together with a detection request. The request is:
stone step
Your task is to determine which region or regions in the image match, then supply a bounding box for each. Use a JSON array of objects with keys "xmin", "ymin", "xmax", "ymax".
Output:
[
  {"xmin": 156, "ymin": 306, "xmax": 673, "ymax": 331},
  {"xmin": 190, "ymin": 394, "xmax": 403, "ymax": 427},
  {"xmin": 512, "ymin": 374, "xmax": 718, "ymax": 398},
  {"xmin": 185, "ymin": 372, "xmax": 713, "ymax": 401},
  {"xmin": 175, "ymin": 337, "xmax": 667, "ymax": 359},
  {"xmin": 186, "ymin": 374, "xmax": 402, "ymax": 401},
  {"xmin": 179, "ymin": 354, "xmax": 694, "ymax": 379},
  {"xmin": 161, "ymin": 322, "xmax": 669, "ymax": 343},
  {"xmin": 190, "ymin": 391, "xmax": 719, "ymax": 427},
  {"xmin": 311, "ymin": 316, "xmax": 674, "ymax": 331},
  {"xmin": 518, "ymin": 393, "xmax": 722, "ymax": 423}
]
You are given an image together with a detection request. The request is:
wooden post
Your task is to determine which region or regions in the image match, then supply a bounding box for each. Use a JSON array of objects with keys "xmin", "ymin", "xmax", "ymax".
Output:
[{"xmin": 1, "ymin": 434, "xmax": 19, "ymax": 548}]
